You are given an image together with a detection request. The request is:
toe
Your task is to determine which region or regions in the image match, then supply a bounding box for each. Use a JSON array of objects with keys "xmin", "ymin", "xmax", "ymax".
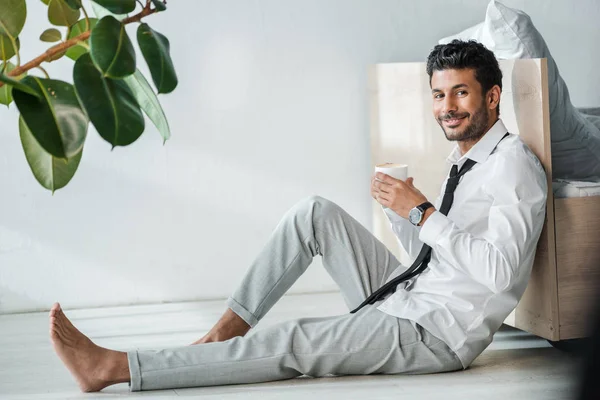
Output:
[
  {"xmin": 50, "ymin": 317, "xmax": 60, "ymax": 340},
  {"xmin": 50, "ymin": 302, "xmax": 61, "ymax": 316},
  {"xmin": 51, "ymin": 315, "xmax": 68, "ymax": 339},
  {"xmin": 55, "ymin": 317, "xmax": 70, "ymax": 340},
  {"xmin": 58, "ymin": 309, "xmax": 76, "ymax": 331}
]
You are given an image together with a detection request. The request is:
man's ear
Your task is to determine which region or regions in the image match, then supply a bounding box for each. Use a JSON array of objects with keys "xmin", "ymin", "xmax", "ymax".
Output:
[{"xmin": 487, "ymin": 85, "xmax": 501, "ymax": 111}]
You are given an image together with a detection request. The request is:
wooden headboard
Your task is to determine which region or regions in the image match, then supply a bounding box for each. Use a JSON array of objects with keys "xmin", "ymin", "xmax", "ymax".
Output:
[{"xmin": 368, "ymin": 58, "xmax": 559, "ymax": 340}]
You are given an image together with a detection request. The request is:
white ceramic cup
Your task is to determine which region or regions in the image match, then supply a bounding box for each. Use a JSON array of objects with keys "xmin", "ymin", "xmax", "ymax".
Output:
[
  {"xmin": 375, "ymin": 163, "xmax": 408, "ymax": 181},
  {"xmin": 374, "ymin": 163, "xmax": 408, "ymax": 209}
]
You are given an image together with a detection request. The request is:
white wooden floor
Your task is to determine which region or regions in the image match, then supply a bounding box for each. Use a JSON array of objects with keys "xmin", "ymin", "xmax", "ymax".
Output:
[{"xmin": 0, "ymin": 292, "xmax": 582, "ymax": 399}]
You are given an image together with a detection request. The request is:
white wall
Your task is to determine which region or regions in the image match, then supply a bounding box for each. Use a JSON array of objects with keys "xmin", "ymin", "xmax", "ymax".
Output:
[{"xmin": 1, "ymin": 0, "xmax": 598, "ymax": 313}]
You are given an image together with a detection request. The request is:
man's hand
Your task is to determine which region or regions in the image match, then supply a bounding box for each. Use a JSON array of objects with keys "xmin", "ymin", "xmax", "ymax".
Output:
[{"xmin": 371, "ymin": 172, "xmax": 429, "ymax": 219}]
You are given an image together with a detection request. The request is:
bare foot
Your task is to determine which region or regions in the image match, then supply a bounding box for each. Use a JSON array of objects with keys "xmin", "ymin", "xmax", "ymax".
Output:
[
  {"xmin": 190, "ymin": 308, "xmax": 251, "ymax": 345},
  {"xmin": 190, "ymin": 333, "xmax": 214, "ymax": 345},
  {"xmin": 189, "ymin": 330, "xmax": 240, "ymax": 345},
  {"xmin": 49, "ymin": 302, "xmax": 129, "ymax": 392}
]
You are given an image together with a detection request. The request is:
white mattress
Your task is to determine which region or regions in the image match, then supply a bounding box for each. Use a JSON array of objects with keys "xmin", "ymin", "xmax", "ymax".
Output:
[{"xmin": 552, "ymin": 179, "xmax": 600, "ymax": 198}]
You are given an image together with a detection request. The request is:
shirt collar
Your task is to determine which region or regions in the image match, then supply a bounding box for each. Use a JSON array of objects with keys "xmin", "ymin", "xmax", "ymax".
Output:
[{"xmin": 446, "ymin": 119, "xmax": 508, "ymax": 167}]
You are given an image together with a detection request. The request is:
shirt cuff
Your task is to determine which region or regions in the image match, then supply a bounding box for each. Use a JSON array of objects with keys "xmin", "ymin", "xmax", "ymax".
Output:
[
  {"xmin": 382, "ymin": 206, "xmax": 419, "ymax": 230},
  {"xmin": 418, "ymin": 210, "xmax": 452, "ymax": 246},
  {"xmin": 382, "ymin": 206, "xmax": 405, "ymax": 223}
]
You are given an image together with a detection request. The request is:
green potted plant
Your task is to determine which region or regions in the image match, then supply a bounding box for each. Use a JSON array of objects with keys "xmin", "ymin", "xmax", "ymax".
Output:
[{"xmin": 0, "ymin": 0, "xmax": 176, "ymax": 193}]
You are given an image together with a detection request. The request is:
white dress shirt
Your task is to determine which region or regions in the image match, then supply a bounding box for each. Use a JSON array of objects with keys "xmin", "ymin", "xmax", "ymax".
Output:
[{"xmin": 376, "ymin": 119, "xmax": 548, "ymax": 369}]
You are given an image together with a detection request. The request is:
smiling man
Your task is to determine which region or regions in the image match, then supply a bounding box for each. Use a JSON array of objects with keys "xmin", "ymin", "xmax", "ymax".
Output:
[{"xmin": 49, "ymin": 40, "xmax": 548, "ymax": 392}]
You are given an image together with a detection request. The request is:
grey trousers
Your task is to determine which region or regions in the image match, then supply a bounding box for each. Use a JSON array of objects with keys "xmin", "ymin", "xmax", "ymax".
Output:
[{"xmin": 127, "ymin": 196, "xmax": 462, "ymax": 391}]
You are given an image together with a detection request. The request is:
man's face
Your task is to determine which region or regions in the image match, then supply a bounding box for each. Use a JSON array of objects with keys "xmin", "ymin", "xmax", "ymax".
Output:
[{"xmin": 430, "ymin": 68, "xmax": 491, "ymax": 143}]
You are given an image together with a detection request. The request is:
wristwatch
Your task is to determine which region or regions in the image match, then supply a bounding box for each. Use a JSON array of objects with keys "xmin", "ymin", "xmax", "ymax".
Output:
[{"xmin": 408, "ymin": 201, "xmax": 434, "ymax": 226}]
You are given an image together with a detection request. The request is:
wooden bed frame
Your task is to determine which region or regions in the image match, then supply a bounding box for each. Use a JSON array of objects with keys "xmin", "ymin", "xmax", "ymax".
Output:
[{"xmin": 368, "ymin": 58, "xmax": 600, "ymax": 341}]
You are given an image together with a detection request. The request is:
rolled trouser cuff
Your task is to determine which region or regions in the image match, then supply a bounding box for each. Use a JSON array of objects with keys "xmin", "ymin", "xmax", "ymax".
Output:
[
  {"xmin": 127, "ymin": 350, "xmax": 142, "ymax": 392},
  {"xmin": 226, "ymin": 296, "xmax": 259, "ymax": 327}
]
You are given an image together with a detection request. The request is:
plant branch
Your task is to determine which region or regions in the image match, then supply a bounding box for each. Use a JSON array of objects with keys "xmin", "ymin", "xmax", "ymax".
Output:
[{"xmin": 0, "ymin": 5, "xmax": 157, "ymax": 88}]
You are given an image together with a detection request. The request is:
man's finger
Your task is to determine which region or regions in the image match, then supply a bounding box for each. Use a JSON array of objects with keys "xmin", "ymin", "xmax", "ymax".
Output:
[
  {"xmin": 377, "ymin": 192, "xmax": 390, "ymax": 203},
  {"xmin": 375, "ymin": 172, "xmax": 387, "ymax": 181},
  {"xmin": 376, "ymin": 173, "xmax": 399, "ymax": 184},
  {"xmin": 371, "ymin": 187, "xmax": 379, "ymax": 200},
  {"xmin": 375, "ymin": 181, "xmax": 392, "ymax": 194}
]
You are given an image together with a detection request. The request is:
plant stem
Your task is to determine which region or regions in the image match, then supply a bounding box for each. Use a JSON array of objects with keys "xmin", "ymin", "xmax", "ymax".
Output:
[
  {"xmin": 81, "ymin": 4, "xmax": 90, "ymax": 32},
  {"xmin": 77, "ymin": 41, "xmax": 90, "ymax": 50},
  {"xmin": 8, "ymin": 35, "xmax": 20, "ymax": 67},
  {"xmin": 36, "ymin": 66, "xmax": 50, "ymax": 79},
  {"xmin": 0, "ymin": 5, "xmax": 157, "ymax": 88}
]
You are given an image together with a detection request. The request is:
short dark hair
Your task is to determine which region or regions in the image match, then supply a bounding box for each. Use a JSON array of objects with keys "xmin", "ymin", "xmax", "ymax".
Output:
[{"xmin": 426, "ymin": 39, "xmax": 502, "ymax": 114}]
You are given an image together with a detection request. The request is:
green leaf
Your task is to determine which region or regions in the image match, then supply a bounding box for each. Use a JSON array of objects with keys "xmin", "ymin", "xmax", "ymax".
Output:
[
  {"xmin": 137, "ymin": 23, "xmax": 177, "ymax": 94},
  {"xmin": 48, "ymin": 0, "xmax": 80, "ymax": 27},
  {"xmin": 0, "ymin": 0, "xmax": 27, "ymax": 37},
  {"xmin": 19, "ymin": 116, "xmax": 84, "ymax": 192},
  {"xmin": 151, "ymin": 0, "xmax": 166, "ymax": 11},
  {"xmin": 124, "ymin": 69, "xmax": 170, "ymax": 142},
  {"xmin": 74, "ymin": 53, "xmax": 144, "ymax": 147},
  {"xmin": 0, "ymin": 69, "xmax": 12, "ymax": 106},
  {"xmin": 90, "ymin": 2, "xmax": 126, "ymax": 21},
  {"xmin": 0, "ymin": 35, "xmax": 19, "ymax": 61},
  {"xmin": 65, "ymin": 18, "xmax": 98, "ymax": 60},
  {"xmin": 41, "ymin": 0, "xmax": 50, "ymax": 5},
  {"xmin": 63, "ymin": 0, "xmax": 81, "ymax": 10},
  {"xmin": 12, "ymin": 76, "xmax": 88, "ymax": 158},
  {"xmin": 0, "ymin": 61, "xmax": 18, "ymax": 105},
  {"xmin": 40, "ymin": 28, "xmax": 62, "ymax": 42},
  {"xmin": 0, "ymin": 87, "xmax": 12, "ymax": 107},
  {"xmin": 91, "ymin": 0, "xmax": 135, "ymax": 14},
  {"xmin": 0, "ymin": 71, "xmax": 39, "ymax": 97},
  {"xmin": 90, "ymin": 16, "xmax": 135, "ymax": 78}
]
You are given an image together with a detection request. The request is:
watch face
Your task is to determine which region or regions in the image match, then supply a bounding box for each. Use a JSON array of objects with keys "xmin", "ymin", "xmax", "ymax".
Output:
[{"xmin": 409, "ymin": 208, "xmax": 421, "ymax": 224}]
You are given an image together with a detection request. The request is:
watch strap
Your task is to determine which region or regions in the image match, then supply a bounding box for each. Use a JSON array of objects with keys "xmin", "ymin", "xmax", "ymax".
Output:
[{"xmin": 417, "ymin": 201, "xmax": 434, "ymax": 213}]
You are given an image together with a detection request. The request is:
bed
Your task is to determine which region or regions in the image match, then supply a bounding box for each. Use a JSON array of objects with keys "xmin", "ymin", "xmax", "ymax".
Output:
[{"xmin": 368, "ymin": 58, "xmax": 600, "ymax": 342}]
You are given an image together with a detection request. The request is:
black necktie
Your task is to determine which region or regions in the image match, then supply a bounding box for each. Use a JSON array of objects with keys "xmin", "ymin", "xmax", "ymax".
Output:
[{"xmin": 349, "ymin": 132, "xmax": 510, "ymax": 314}]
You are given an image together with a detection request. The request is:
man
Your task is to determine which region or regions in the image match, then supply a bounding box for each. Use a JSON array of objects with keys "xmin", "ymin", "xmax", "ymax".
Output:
[{"xmin": 49, "ymin": 39, "xmax": 547, "ymax": 392}]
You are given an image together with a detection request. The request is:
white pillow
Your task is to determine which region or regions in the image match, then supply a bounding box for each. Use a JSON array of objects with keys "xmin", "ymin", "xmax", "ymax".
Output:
[
  {"xmin": 439, "ymin": 0, "xmax": 600, "ymax": 181},
  {"xmin": 579, "ymin": 108, "xmax": 600, "ymax": 132}
]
